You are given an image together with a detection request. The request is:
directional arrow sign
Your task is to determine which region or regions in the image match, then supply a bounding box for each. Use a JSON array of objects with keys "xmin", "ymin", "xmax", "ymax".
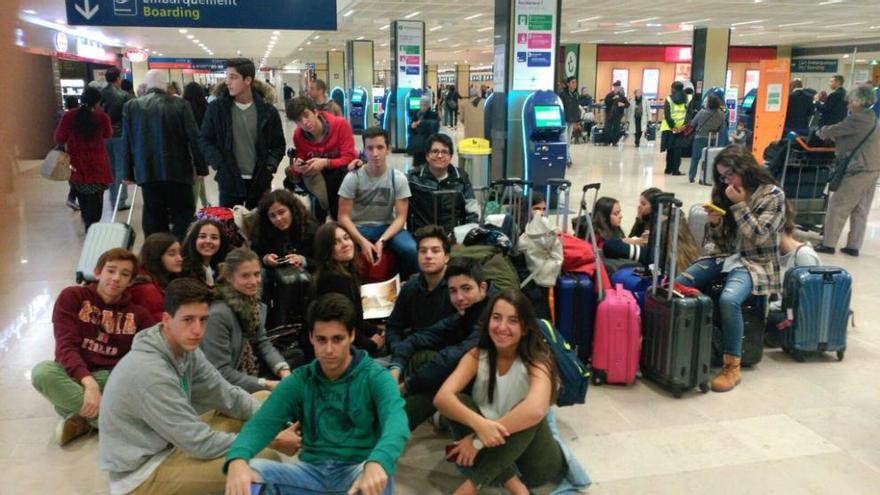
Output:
[{"xmin": 74, "ymin": 0, "xmax": 99, "ymax": 20}]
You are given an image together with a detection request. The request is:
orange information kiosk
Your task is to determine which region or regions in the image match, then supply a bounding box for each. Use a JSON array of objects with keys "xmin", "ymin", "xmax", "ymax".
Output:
[{"xmin": 751, "ymin": 59, "xmax": 791, "ymax": 161}]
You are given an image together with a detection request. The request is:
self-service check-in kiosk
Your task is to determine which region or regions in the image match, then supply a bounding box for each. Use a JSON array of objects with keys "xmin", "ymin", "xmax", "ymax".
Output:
[
  {"xmin": 387, "ymin": 88, "xmax": 423, "ymax": 152},
  {"xmin": 403, "ymin": 89, "xmax": 423, "ymax": 150},
  {"xmin": 349, "ymin": 87, "xmax": 368, "ymax": 133},
  {"xmin": 522, "ymin": 90, "xmax": 567, "ymax": 204},
  {"xmin": 330, "ymin": 86, "xmax": 347, "ymax": 117},
  {"xmin": 738, "ymin": 88, "xmax": 758, "ymax": 149},
  {"xmin": 483, "ymin": 92, "xmax": 496, "ymax": 141}
]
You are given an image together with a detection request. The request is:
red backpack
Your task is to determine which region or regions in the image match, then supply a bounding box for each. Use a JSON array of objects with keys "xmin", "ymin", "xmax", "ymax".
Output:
[{"xmin": 559, "ymin": 232, "xmax": 611, "ymax": 290}]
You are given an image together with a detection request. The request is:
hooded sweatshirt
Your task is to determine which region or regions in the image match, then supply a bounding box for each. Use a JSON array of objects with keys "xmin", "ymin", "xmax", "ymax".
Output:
[
  {"xmin": 99, "ymin": 324, "xmax": 260, "ymax": 495},
  {"xmin": 225, "ymin": 349, "xmax": 410, "ymax": 478},
  {"xmin": 52, "ymin": 285, "xmax": 153, "ymax": 382}
]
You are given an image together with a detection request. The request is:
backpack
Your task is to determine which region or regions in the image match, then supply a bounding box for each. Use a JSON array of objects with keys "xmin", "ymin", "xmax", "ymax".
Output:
[
  {"xmin": 537, "ymin": 319, "xmax": 589, "ymax": 407},
  {"xmin": 518, "ymin": 215, "xmax": 563, "ymax": 287},
  {"xmin": 450, "ymin": 244, "xmax": 519, "ymax": 291}
]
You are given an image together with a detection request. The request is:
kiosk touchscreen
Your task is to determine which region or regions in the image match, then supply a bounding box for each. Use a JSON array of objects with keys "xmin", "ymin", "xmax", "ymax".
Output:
[
  {"xmin": 738, "ymin": 88, "xmax": 758, "ymax": 148},
  {"xmin": 349, "ymin": 87, "xmax": 368, "ymax": 133},
  {"xmin": 521, "ymin": 90, "xmax": 567, "ymax": 205}
]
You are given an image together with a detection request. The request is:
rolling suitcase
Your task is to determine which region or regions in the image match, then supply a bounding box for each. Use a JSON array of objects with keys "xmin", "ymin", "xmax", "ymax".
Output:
[
  {"xmin": 580, "ymin": 199, "xmax": 640, "ymax": 386},
  {"xmin": 707, "ymin": 280, "xmax": 766, "ymax": 367},
  {"xmin": 645, "ymin": 122, "xmax": 657, "ymax": 141},
  {"xmin": 591, "ymin": 124, "xmax": 606, "ymax": 145},
  {"xmin": 697, "ymin": 132, "xmax": 722, "ymax": 186},
  {"xmin": 266, "ymin": 265, "xmax": 311, "ymax": 331},
  {"xmin": 76, "ymin": 185, "xmax": 138, "ymax": 284},
  {"xmin": 687, "ymin": 204, "xmax": 709, "ymax": 249},
  {"xmin": 641, "ymin": 195, "xmax": 713, "ymax": 398},
  {"xmin": 781, "ymin": 266, "xmax": 851, "ymax": 361}
]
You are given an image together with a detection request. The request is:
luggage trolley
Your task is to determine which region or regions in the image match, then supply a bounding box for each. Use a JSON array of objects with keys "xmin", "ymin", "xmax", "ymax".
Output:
[{"xmin": 779, "ymin": 136, "xmax": 836, "ymax": 234}]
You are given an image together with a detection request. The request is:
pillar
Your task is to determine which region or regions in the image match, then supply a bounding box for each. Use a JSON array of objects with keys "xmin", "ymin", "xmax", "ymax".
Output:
[
  {"xmin": 315, "ymin": 63, "xmax": 328, "ymax": 85},
  {"xmin": 130, "ymin": 61, "xmax": 148, "ymax": 88},
  {"xmin": 691, "ymin": 27, "xmax": 730, "ymax": 95},
  {"xmin": 456, "ymin": 64, "xmax": 470, "ymax": 98},
  {"xmin": 326, "ymin": 50, "xmax": 345, "ymax": 90},
  {"xmin": 777, "ymin": 45, "xmax": 792, "ymax": 60},
  {"xmin": 426, "ymin": 64, "xmax": 439, "ymax": 97},
  {"xmin": 577, "ymin": 43, "xmax": 598, "ymax": 98},
  {"xmin": 346, "ymin": 40, "xmax": 374, "ymax": 91}
]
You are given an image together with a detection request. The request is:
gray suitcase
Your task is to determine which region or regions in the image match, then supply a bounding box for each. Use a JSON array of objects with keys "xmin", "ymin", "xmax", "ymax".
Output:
[
  {"xmin": 698, "ymin": 132, "xmax": 723, "ymax": 186},
  {"xmin": 76, "ymin": 185, "xmax": 138, "ymax": 283},
  {"xmin": 687, "ymin": 203, "xmax": 709, "ymax": 249}
]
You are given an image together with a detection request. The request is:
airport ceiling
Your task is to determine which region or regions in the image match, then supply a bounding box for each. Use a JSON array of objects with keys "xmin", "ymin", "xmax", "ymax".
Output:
[{"xmin": 18, "ymin": 0, "xmax": 880, "ymax": 70}]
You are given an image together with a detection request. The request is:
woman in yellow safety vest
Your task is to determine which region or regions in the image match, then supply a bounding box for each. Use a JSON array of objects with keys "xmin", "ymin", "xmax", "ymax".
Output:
[{"xmin": 660, "ymin": 81, "xmax": 689, "ymax": 175}]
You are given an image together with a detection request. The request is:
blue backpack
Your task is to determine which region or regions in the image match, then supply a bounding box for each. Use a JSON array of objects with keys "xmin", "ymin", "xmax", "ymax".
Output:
[{"xmin": 538, "ymin": 319, "xmax": 589, "ymax": 407}]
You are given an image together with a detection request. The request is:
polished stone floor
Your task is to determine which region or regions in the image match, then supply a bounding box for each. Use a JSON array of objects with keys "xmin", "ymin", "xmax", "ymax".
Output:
[{"xmin": 2, "ymin": 124, "xmax": 879, "ymax": 494}]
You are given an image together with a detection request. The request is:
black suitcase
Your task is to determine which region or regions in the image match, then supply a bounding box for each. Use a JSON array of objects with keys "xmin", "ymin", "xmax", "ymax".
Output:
[
  {"xmin": 591, "ymin": 124, "xmax": 606, "ymax": 145},
  {"xmin": 707, "ymin": 280, "xmax": 766, "ymax": 367},
  {"xmin": 645, "ymin": 122, "xmax": 657, "ymax": 141},
  {"xmin": 640, "ymin": 196, "xmax": 713, "ymax": 398},
  {"xmin": 266, "ymin": 265, "xmax": 311, "ymax": 331}
]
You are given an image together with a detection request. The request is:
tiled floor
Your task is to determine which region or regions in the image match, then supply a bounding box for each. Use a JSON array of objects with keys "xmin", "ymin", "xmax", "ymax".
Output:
[{"xmin": 3, "ymin": 124, "xmax": 880, "ymax": 494}]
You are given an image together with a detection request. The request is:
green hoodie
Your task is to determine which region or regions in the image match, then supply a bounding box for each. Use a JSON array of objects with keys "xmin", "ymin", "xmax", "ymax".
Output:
[{"xmin": 225, "ymin": 349, "xmax": 410, "ymax": 476}]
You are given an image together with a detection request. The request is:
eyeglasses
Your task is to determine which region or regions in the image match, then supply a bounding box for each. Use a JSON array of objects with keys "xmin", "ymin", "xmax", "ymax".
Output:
[
  {"xmin": 719, "ymin": 170, "xmax": 737, "ymax": 181},
  {"xmin": 428, "ymin": 149, "xmax": 451, "ymax": 156}
]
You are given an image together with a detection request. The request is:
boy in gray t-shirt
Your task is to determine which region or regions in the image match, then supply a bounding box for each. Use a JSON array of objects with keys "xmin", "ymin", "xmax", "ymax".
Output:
[{"xmin": 338, "ymin": 127, "xmax": 418, "ymax": 275}]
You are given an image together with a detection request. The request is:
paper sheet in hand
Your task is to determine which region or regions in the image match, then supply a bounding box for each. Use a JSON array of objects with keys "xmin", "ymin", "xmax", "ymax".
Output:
[{"xmin": 361, "ymin": 274, "xmax": 401, "ymax": 320}]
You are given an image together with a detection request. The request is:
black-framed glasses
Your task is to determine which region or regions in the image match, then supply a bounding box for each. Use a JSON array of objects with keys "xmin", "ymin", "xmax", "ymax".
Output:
[{"xmin": 428, "ymin": 149, "xmax": 451, "ymax": 156}]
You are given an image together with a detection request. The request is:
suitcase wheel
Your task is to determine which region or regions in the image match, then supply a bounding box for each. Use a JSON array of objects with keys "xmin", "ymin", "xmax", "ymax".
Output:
[
  {"xmin": 672, "ymin": 388, "xmax": 684, "ymax": 399},
  {"xmin": 791, "ymin": 349, "xmax": 805, "ymax": 363},
  {"xmin": 592, "ymin": 371, "xmax": 605, "ymax": 386},
  {"xmin": 836, "ymin": 350, "xmax": 845, "ymax": 361},
  {"xmin": 699, "ymin": 382, "xmax": 710, "ymax": 393}
]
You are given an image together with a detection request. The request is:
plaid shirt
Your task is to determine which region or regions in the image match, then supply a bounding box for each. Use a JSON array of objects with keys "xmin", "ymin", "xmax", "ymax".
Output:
[{"xmin": 703, "ymin": 184, "xmax": 785, "ymax": 296}]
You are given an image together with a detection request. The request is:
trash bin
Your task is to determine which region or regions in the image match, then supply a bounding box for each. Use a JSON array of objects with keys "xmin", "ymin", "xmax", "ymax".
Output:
[{"xmin": 458, "ymin": 138, "xmax": 491, "ymax": 189}]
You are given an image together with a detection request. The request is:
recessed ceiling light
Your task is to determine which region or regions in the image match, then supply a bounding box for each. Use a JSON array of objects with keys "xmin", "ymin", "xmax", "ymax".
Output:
[
  {"xmin": 272, "ymin": 30, "xmax": 280, "ymax": 34},
  {"xmin": 306, "ymin": 41, "xmax": 311, "ymax": 45},
  {"xmin": 380, "ymin": 24, "xmax": 390, "ymax": 30},
  {"xmin": 680, "ymin": 18, "xmax": 711, "ymax": 24},
  {"xmin": 477, "ymin": 26, "xmax": 492, "ymax": 32},
  {"xmin": 464, "ymin": 13, "xmax": 483, "ymax": 20},
  {"xmin": 178, "ymin": 29, "xmax": 187, "ymax": 33},
  {"xmin": 193, "ymin": 39, "xmax": 200, "ymax": 43},
  {"xmin": 55, "ymin": 19, "xmax": 66, "ymax": 24},
  {"xmin": 343, "ymin": 10, "xmax": 355, "ymax": 17},
  {"xmin": 23, "ymin": 9, "xmax": 36, "ymax": 15},
  {"xmin": 437, "ymin": 37, "xmax": 449, "ymax": 42},
  {"xmin": 298, "ymin": 48, "xmax": 303, "ymax": 51},
  {"xmin": 405, "ymin": 11, "xmax": 420, "ymax": 19},
  {"xmin": 730, "ymin": 19, "xmax": 764, "ymax": 26},
  {"xmin": 356, "ymin": 36, "xmax": 365, "ymax": 40},
  {"xmin": 779, "ymin": 21, "xmax": 814, "ymax": 27},
  {"xmin": 429, "ymin": 25, "xmax": 443, "ymax": 32},
  {"xmin": 825, "ymin": 21, "xmax": 864, "ymax": 28},
  {"xmin": 314, "ymin": 35, "xmax": 320, "ymax": 39},
  {"xmin": 577, "ymin": 16, "xmax": 601, "ymax": 22},
  {"xmin": 380, "ymin": 42, "xmax": 389, "ymax": 47},
  {"xmin": 187, "ymin": 34, "xmax": 194, "ymax": 39},
  {"xmin": 630, "ymin": 17, "xmax": 659, "ymax": 23},
  {"xmin": 570, "ymin": 28, "xmax": 590, "ymax": 33}
]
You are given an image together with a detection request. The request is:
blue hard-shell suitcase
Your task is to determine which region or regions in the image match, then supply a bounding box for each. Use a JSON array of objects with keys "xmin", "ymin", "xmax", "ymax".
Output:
[
  {"xmin": 782, "ymin": 266, "xmax": 850, "ymax": 361},
  {"xmin": 554, "ymin": 272, "xmax": 596, "ymax": 363}
]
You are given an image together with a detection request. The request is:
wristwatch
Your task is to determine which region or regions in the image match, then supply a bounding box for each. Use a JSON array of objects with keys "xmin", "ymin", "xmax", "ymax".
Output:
[{"xmin": 472, "ymin": 437, "xmax": 484, "ymax": 451}]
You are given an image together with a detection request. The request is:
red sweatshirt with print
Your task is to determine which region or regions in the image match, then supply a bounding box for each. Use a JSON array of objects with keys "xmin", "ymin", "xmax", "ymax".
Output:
[
  {"xmin": 291, "ymin": 111, "xmax": 359, "ymax": 172},
  {"xmin": 52, "ymin": 285, "xmax": 155, "ymax": 381}
]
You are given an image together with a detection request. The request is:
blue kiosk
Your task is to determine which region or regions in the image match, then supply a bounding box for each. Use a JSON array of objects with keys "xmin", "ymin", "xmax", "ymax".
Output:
[
  {"xmin": 521, "ymin": 90, "xmax": 568, "ymax": 204},
  {"xmin": 349, "ymin": 87, "xmax": 368, "ymax": 133},
  {"xmin": 330, "ymin": 86, "xmax": 347, "ymax": 117},
  {"xmin": 483, "ymin": 92, "xmax": 496, "ymax": 141},
  {"xmin": 738, "ymin": 88, "xmax": 758, "ymax": 149},
  {"xmin": 387, "ymin": 88, "xmax": 423, "ymax": 152}
]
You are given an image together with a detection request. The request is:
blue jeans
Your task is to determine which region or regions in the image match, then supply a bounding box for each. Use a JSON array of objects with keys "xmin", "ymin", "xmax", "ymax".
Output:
[
  {"xmin": 689, "ymin": 136, "xmax": 709, "ymax": 182},
  {"xmin": 357, "ymin": 224, "xmax": 417, "ymax": 276},
  {"xmin": 675, "ymin": 259, "xmax": 753, "ymax": 357},
  {"xmin": 105, "ymin": 137, "xmax": 128, "ymax": 206},
  {"xmin": 250, "ymin": 459, "xmax": 394, "ymax": 495}
]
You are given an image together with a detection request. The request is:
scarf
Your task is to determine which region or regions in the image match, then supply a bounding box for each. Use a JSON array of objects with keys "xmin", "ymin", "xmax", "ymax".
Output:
[{"xmin": 216, "ymin": 282, "xmax": 261, "ymax": 376}]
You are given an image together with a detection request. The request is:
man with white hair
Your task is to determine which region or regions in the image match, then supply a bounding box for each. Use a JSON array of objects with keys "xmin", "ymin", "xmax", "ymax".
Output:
[{"xmin": 121, "ymin": 69, "xmax": 207, "ymax": 239}]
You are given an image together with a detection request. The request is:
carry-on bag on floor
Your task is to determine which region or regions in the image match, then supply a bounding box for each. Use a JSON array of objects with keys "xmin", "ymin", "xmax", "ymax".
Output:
[
  {"xmin": 266, "ymin": 265, "xmax": 311, "ymax": 331},
  {"xmin": 579, "ymin": 198, "xmax": 641, "ymax": 386},
  {"xmin": 645, "ymin": 122, "xmax": 657, "ymax": 141},
  {"xmin": 687, "ymin": 203, "xmax": 709, "ymax": 249},
  {"xmin": 610, "ymin": 265, "xmax": 651, "ymax": 311},
  {"xmin": 697, "ymin": 132, "xmax": 723, "ymax": 186},
  {"xmin": 707, "ymin": 280, "xmax": 766, "ymax": 367},
  {"xmin": 641, "ymin": 195, "xmax": 713, "ymax": 398},
  {"xmin": 76, "ymin": 185, "xmax": 138, "ymax": 283},
  {"xmin": 781, "ymin": 266, "xmax": 851, "ymax": 361},
  {"xmin": 591, "ymin": 124, "xmax": 606, "ymax": 145}
]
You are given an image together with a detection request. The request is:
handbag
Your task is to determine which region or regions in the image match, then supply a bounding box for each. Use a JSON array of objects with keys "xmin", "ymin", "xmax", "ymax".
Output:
[
  {"xmin": 829, "ymin": 117, "xmax": 877, "ymax": 192},
  {"xmin": 40, "ymin": 146, "xmax": 71, "ymax": 181}
]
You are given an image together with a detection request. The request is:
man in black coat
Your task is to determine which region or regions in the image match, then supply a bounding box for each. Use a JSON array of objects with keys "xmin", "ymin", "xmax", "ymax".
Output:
[
  {"xmin": 603, "ymin": 80, "xmax": 630, "ymax": 146},
  {"xmin": 559, "ymin": 76, "xmax": 580, "ymax": 166},
  {"xmin": 199, "ymin": 58, "xmax": 285, "ymax": 208},
  {"xmin": 784, "ymin": 79, "xmax": 814, "ymax": 136},
  {"xmin": 817, "ymin": 74, "xmax": 848, "ymax": 128}
]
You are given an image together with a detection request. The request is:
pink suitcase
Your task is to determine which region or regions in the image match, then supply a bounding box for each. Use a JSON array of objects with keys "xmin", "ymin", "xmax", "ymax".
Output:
[{"xmin": 592, "ymin": 283, "xmax": 642, "ymax": 385}]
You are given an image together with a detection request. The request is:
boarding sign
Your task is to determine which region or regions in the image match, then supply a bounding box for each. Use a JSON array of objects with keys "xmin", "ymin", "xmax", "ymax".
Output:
[
  {"xmin": 65, "ymin": 0, "xmax": 337, "ymax": 30},
  {"xmin": 512, "ymin": 0, "xmax": 558, "ymax": 91}
]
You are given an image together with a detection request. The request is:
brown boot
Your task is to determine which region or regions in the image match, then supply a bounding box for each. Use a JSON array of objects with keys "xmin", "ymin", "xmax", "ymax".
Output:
[
  {"xmin": 55, "ymin": 415, "xmax": 92, "ymax": 446},
  {"xmin": 711, "ymin": 354, "xmax": 742, "ymax": 392}
]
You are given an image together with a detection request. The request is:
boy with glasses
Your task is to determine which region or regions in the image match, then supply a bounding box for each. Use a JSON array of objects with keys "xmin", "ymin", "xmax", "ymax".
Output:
[{"xmin": 407, "ymin": 133, "xmax": 480, "ymax": 233}]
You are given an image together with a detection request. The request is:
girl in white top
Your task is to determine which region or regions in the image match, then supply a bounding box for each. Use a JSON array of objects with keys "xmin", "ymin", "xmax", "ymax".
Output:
[{"xmin": 434, "ymin": 290, "xmax": 566, "ymax": 495}]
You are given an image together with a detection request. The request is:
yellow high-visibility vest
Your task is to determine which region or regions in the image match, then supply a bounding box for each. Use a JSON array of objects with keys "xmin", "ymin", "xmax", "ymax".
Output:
[{"xmin": 659, "ymin": 95, "xmax": 688, "ymax": 132}]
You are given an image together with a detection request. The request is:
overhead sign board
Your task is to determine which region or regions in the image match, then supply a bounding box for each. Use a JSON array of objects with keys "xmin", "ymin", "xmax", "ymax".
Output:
[
  {"xmin": 512, "ymin": 0, "xmax": 558, "ymax": 91},
  {"xmin": 394, "ymin": 21, "xmax": 424, "ymax": 89},
  {"xmin": 790, "ymin": 59, "xmax": 839, "ymax": 73},
  {"xmin": 149, "ymin": 57, "xmax": 227, "ymax": 72},
  {"xmin": 65, "ymin": 0, "xmax": 337, "ymax": 30}
]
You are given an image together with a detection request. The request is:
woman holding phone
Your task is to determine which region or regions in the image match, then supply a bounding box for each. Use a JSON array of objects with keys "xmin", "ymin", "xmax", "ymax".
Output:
[{"xmin": 675, "ymin": 145, "xmax": 785, "ymax": 392}]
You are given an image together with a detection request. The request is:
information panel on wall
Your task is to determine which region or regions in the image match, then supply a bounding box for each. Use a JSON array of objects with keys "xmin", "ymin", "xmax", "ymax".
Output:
[
  {"xmin": 65, "ymin": 0, "xmax": 337, "ymax": 30},
  {"xmin": 511, "ymin": 0, "xmax": 557, "ymax": 91},
  {"xmin": 394, "ymin": 21, "xmax": 424, "ymax": 88}
]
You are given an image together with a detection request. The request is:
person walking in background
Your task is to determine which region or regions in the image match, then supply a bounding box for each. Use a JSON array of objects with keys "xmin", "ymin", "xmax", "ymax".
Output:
[
  {"xmin": 122, "ymin": 69, "xmax": 207, "ymax": 239},
  {"xmin": 815, "ymin": 85, "xmax": 880, "ymax": 257},
  {"xmin": 58, "ymin": 95, "xmax": 81, "ymax": 212},
  {"xmin": 629, "ymin": 88, "xmax": 650, "ymax": 148},
  {"xmin": 54, "ymin": 87, "xmax": 113, "ymax": 233},
  {"xmin": 603, "ymin": 80, "xmax": 630, "ymax": 146},
  {"xmin": 660, "ymin": 81, "xmax": 688, "ymax": 176},
  {"xmin": 688, "ymin": 94, "xmax": 725, "ymax": 183},
  {"xmin": 282, "ymin": 82, "xmax": 294, "ymax": 102},
  {"xmin": 817, "ymin": 75, "xmax": 848, "ymax": 128},
  {"xmin": 560, "ymin": 77, "xmax": 580, "ymax": 165},
  {"xmin": 183, "ymin": 82, "xmax": 211, "ymax": 208},
  {"xmin": 784, "ymin": 79, "xmax": 814, "ymax": 136},
  {"xmin": 100, "ymin": 67, "xmax": 133, "ymax": 211},
  {"xmin": 444, "ymin": 85, "xmax": 460, "ymax": 129}
]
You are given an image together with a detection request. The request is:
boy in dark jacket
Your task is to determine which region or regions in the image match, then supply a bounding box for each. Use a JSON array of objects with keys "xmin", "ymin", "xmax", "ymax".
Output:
[
  {"xmin": 385, "ymin": 225, "xmax": 456, "ymax": 355},
  {"xmin": 224, "ymin": 293, "xmax": 409, "ymax": 495},
  {"xmin": 199, "ymin": 58, "xmax": 286, "ymax": 208},
  {"xmin": 389, "ymin": 258, "xmax": 497, "ymax": 430},
  {"xmin": 31, "ymin": 248, "xmax": 153, "ymax": 446}
]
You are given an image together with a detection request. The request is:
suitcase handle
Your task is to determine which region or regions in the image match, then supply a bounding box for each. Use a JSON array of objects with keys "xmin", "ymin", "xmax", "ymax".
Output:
[
  {"xmin": 573, "ymin": 187, "xmax": 606, "ymax": 302},
  {"xmin": 111, "ymin": 183, "xmax": 139, "ymax": 226},
  {"xmin": 544, "ymin": 180, "xmax": 572, "ymax": 233}
]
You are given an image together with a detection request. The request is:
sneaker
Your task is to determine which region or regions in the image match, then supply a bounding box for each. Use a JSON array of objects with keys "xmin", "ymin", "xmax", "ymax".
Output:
[
  {"xmin": 117, "ymin": 203, "xmax": 131, "ymax": 211},
  {"xmin": 841, "ymin": 247, "xmax": 859, "ymax": 257},
  {"xmin": 66, "ymin": 199, "xmax": 80, "ymax": 211},
  {"xmin": 671, "ymin": 171, "xmax": 684, "ymax": 176},
  {"xmin": 814, "ymin": 244, "xmax": 836, "ymax": 255},
  {"xmin": 55, "ymin": 415, "xmax": 92, "ymax": 446}
]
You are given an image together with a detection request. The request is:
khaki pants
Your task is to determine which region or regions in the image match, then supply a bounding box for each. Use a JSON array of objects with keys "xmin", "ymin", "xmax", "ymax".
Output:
[
  {"xmin": 131, "ymin": 392, "xmax": 280, "ymax": 495},
  {"xmin": 823, "ymin": 171, "xmax": 880, "ymax": 250}
]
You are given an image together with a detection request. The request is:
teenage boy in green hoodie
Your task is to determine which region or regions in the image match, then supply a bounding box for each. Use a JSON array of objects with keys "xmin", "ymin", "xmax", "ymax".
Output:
[{"xmin": 224, "ymin": 293, "xmax": 410, "ymax": 495}]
